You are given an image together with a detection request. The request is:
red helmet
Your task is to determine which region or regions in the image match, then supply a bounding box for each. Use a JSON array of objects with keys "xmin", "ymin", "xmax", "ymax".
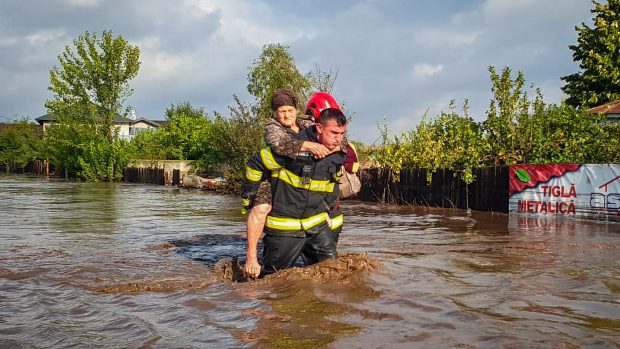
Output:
[{"xmin": 305, "ymin": 92, "xmax": 342, "ymax": 120}]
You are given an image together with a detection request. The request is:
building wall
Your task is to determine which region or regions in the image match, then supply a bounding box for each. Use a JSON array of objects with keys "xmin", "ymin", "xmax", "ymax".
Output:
[
  {"xmin": 115, "ymin": 124, "xmax": 131, "ymax": 140},
  {"xmin": 40, "ymin": 120, "xmax": 158, "ymax": 141}
]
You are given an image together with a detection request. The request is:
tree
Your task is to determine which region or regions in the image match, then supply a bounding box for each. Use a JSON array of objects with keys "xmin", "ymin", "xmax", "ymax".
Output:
[
  {"xmin": 211, "ymin": 95, "xmax": 266, "ymax": 193},
  {"xmin": 482, "ymin": 66, "xmax": 535, "ymax": 165},
  {"xmin": 561, "ymin": 0, "xmax": 620, "ymax": 108},
  {"xmin": 307, "ymin": 63, "xmax": 339, "ymax": 94},
  {"xmin": 44, "ymin": 30, "xmax": 141, "ymax": 180},
  {"xmin": 159, "ymin": 102, "xmax": 224, "ymax": 166},
  {"xmin": 0, "ymin": 120, "xmax": 43, "ymax": 172},
  {"xmin": 247, "ymin": 44, "xmax": 311, "ymax": 118},
  {"xmin": 46, "ymin": 30, "xmax": 141, "ymax": 132}
]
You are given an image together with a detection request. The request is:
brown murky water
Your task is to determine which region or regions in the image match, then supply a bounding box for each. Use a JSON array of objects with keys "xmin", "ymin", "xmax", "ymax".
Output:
[{"xmin": 1, "ymin": 175, "xmax": 619, "ymax": 348}]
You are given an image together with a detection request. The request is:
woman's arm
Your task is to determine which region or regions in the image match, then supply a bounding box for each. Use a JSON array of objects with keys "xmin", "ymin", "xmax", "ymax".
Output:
[{"xmin": 265, "ymin": 119, "xmax": 330, "ymax": 159}]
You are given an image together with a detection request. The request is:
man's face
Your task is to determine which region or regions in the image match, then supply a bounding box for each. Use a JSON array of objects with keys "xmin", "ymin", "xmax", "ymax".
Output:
[
  {"xmin": 274, "ymin": 106, "xmax": 297, "ymax": 128},
  {"xmin": 316, "ymin": 119, "xmax": 346, "ymax": 150}
]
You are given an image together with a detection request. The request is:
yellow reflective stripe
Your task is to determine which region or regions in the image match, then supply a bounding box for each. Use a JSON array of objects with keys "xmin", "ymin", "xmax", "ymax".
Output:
[
  {"xmin": 242, "ymin": 197, "xmax": 250, "ymax": 206},
  {"xmin": 334, "ymin": 167, "xmax": 343, "ymax": 181},
  {"xmin": 348, "ymin": 142, "xmax": 357, "ymax": 154},
  {"xmin": 245, "ymin": 166, "xmax": 262, "ymax": 181},
  {"xmin": 260, "ymin": 148, "xmax": 280, "ymax": 170},
  {"xmin": 265, "ymin": 212, "xmax": 328, "ymax": 231},
  {"xmin": 273, "ymin": 168, "xmax": 335, "ymax": 192},
  {"xmin": 347, "ymin": 142, "xmax": 359, "ymax": 173},
  {"xmin": 330, "ymin": 214, "xmax": 343, "ymax": 229},
  {"xmin": 301, "ymin": 212, "xmax": 328, "ymax": 230},
  {"xmin": 266, "ymin": 216, "xmax": 304, "ymax": 230}
]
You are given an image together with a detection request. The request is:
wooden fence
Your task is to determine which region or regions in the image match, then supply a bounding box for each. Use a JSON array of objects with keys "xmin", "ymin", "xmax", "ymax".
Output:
[
  {"xmin": 1, "ymin": 159, "xmax": 49, "ymax": 175},
  {"xmin": 358, "ymin": 166, "xmax": 509, "ymax": 213},
  {"xmin": 122, "ymin": 167, "xmax": 182, "ymax": 186}
]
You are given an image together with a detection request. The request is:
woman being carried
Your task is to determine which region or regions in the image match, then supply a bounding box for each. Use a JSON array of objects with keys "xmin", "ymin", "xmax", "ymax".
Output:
[{"xmin": 243, "ymin": 89, "xmax": 338, "ymax": 278}]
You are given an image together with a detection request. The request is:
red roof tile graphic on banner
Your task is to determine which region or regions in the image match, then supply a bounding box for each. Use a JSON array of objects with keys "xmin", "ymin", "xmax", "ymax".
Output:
[{"xmin": 509, "ymin": 164, "xmax": 581, "ymax": 197}]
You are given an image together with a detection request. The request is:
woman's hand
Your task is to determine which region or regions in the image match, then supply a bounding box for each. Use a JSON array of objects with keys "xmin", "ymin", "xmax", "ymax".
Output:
[{"xmin": 302, "ymin": 141, "xmax": 330, "ymax": 159}]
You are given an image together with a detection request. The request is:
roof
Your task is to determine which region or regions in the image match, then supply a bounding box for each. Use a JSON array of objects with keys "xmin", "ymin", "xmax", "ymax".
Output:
[
  {"xmin": 587, "ymin": 100, "xmax": 620, "ymax": 114},
  {"xmin": 35, "ymin": 114, "xmax": 55, "ymax": 123},
  {"xmin": 131, "ymin": 117, "xmax": 166, "ymax": 127}
]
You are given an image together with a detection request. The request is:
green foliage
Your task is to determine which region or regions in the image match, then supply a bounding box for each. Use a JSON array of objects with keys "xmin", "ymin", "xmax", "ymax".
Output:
[
  {"xmin": 0, "ymin": 120, "xmax": 43, "ymax": 172},
  {"xmin": 76, "ymin": 137, "xmax": 130, "ymax": 182},
  {"xmin": 374, "ymin": 66, "xmax": 620, "ymax": 184},
  {"xmin": 521, "ymin": 103, "xmax": 619, "ymax": 164},
  {"xmin": 374, "ymin": 102, "xmax": 486, "ymax": 184},
  {"xmin": 483, "ymin": 66, "xmax": 541, "ymax": 165},
  {"xmin": 43, "ymin": 120, "xmax": 132, "ymax": 181},
  {"xmin": 43, "ymin": 30, "xmax": 140, "ymax": 181},
  {"xmin": 125, "ymin": 97, "xmax": 264, "ymax": 192},
  {"xmin": 211, "ymin": 95, "xmax": 266, "ymax": 193},
  {"xmin": 158, "ymin": 102, "xmax": 224, "ymax": 167},
  {"xmin": 562, "ymin": 0, "xmax": 620, "ymax": 108},
  {"xmin": 127, "ymin": 129, "xmax": 167, "ymax": 161},
  {"xmin": 247, "ymin": 44, "xmax": 311, "ymax": 118}
]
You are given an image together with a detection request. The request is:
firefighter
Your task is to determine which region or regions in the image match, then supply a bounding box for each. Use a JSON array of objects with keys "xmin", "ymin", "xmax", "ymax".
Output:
[{"xmin": 242, "ymin": 108, "xmax": 347, "ymax": 278}]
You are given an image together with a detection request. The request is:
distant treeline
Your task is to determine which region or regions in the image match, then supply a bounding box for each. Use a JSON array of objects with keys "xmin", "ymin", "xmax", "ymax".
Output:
[{"xmin": 3, "ymin": 0, "xmax": 620, "ymax": 193}]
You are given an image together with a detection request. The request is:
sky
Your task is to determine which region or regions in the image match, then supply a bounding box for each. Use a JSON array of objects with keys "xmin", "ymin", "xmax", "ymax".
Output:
[{"xmin": 0, "ymin": 0, "xmax": 595, "ymax": 144}]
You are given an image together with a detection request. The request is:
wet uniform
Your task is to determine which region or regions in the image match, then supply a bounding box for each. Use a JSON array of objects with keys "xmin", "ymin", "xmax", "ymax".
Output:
[{"xmin": 242, "ymin": 126, "xmax": 346, "ymax": 275}]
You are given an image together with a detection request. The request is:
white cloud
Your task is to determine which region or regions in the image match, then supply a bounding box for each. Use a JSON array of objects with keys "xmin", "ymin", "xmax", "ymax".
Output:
[
  {"xmin": 0, "ymin": 36, "xmax": 18, "ymax": 46},
  {"xmin": 64, "ymin": 0, "xmax": 102, "ymax": 8},
  {"xmin": 193, "ymin": 0, "xmax": 306, "ymax": 48},
  {"xmin": 138, "ymin": 52, "xmax": 185, "ymax": 81},
  {"xmin": 414, "ymin": 30, "xmax": 480, "ymax": 49},
  {"xmin": 412, "ymin": 64, "xmax": 444, "ymax": 78},
  {"xmin": 25, "ymin": 30, "xmax": 66, "ymax": 46}
]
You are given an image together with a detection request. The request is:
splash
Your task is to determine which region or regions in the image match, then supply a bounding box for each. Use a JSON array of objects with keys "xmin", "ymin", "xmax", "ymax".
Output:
[{"xmin": 214, "ymin": 252, "xmax": 380, "ymax": 283}]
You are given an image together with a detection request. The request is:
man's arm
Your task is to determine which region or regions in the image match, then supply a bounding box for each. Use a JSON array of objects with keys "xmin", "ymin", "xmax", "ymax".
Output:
[
  {"xmin": 241, "ymin": 147, "xmax": 289, "ymax": 278},
  {"xmin": 241, "ymin": 147, "xmax": 286, "ymax": 213}
]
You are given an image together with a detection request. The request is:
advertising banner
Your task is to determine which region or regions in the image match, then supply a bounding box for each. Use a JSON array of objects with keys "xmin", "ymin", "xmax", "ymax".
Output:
[{"xmin": 509, "ymin": 164, "xmax": 620, "ymax": 221}]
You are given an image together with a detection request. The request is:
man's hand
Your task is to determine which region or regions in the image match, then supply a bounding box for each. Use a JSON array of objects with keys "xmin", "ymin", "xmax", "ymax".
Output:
[{"xmin": 245, "ymin": 258, "xmax": 261, "ymax": 279}]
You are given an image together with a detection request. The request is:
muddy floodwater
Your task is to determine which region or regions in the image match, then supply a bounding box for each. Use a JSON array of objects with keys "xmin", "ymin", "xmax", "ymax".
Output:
[{"xmin": 1, "ymin": 175, "xmax": 620, "ymax": 348}]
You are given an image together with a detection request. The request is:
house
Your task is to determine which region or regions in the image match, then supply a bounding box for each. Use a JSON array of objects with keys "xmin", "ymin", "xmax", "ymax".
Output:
[
  {"xmin": 35, "ymin": 113, "xmax": 166, "ymax": 141},
  {"xmin": 587, "ymin": 100, "xmax": 620, "ymax": 122},
  {"xmin": 116, "ymin": 117, "xmax": 166, "ymax": 141}
]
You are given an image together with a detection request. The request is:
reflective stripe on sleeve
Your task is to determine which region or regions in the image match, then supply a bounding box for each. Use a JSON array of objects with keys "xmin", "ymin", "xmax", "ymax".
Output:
[
  {"xmin": 260, "ymin": 148, "xmax": 281, "ymax": 170},
  {"xmin": 242, "ymin": 197, "xmax": 250, "ymax": 207},
  {"xmin": 330, "ymin": 214, "xmax": 343, "ymax": 230},
  {"xmin": 245, "ymin": 166, "xmax": 263, "ymax": 181}
]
